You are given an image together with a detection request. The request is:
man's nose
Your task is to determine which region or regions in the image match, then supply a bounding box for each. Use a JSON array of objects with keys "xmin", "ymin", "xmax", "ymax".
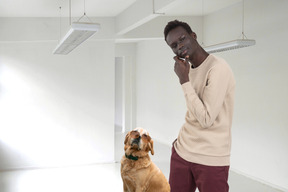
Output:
[
  {"xmin": 177, "ymin": 43, "xmax": 184, "ymax": 51},
  {"xmin": 178, "ymin": 42, "xmax": 183, "ymax": 48}
]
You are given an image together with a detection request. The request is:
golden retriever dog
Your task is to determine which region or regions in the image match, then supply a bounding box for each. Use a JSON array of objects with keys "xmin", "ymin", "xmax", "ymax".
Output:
[{"xmin": 121, "ymin": 127, "xmax": 170, "ymax": 192}]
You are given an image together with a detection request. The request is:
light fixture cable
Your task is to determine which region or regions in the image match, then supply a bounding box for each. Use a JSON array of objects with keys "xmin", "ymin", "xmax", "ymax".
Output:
[
  {"xmin": 53, "ymin": 0, "xmax": 101, "ymax": 55},
  {"xmin": 69, "ymin": 0, "xmax": 71, "ymax": 25},
  {"xmin": 59, "ymin": 6, "xmax": 62, "ymax": 42},
  {"xmin": 242, "ymin": 0, "xmax": 244, "ymax": 38},
  {"xmin": 241, "ymin": 0, "xmax": 249, "ymax": 39},
  {"xmin": 84, "ymin": 0, "xmax": 86, "ymax": 15},
  {"xmin": 201, "ymin": 0, "xmax": 204, "ymax": 46},
  {"xmin": 203, "ymin": 0, "xmax": 255, "ymax": 53},
  {"xmin": 77, "ymin": 0, "xmax": 93, "ymax": 23}
]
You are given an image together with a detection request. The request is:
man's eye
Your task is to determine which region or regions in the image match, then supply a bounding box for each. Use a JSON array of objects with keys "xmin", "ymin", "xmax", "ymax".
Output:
[
  {"xmin": 179, "ymin": 35, "xmax": 185, "ymax": 42},
  {"xmin": 171, "ymin": 43, "xmax": 177, "ymax": 49}
]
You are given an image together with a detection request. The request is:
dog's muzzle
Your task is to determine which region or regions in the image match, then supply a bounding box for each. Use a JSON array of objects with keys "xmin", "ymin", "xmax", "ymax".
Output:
[
  {"xmin": 132, "ymin": 136, "xmax": 141, "ymax": 145},
  {"xmin": 131, "ymin": 137, "xmax": 141, "ymax": 149}
]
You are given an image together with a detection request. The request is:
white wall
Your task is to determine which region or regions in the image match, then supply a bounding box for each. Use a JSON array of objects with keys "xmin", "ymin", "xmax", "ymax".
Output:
[
  {"xmin": 0, "ymin": 18, "xmax": 116, "ymax": 169},
  {"xmin": 1, "ymin": 0, "xmax": 287, "ymax": 190},
  {"xmin": 115, "ymin": 57, "xmax": 125, "ymax": 133},
  {"xmin": 135, "ymin": 17, "xmax": 203, "ymax": 143},
  {"xmin": 135, "ymin": 39, "xmax": 186, "ymax": 144},
  {"xmin": 134, "ymin": 0, "xmax": 288, "ymax": 190},
  {"xmin": 115, "ymin": 43, "xmax": 137, "ymax": 132},
  {"xmin": 205, "ymin": 0, "xmax": 288, "ymax": 190}
]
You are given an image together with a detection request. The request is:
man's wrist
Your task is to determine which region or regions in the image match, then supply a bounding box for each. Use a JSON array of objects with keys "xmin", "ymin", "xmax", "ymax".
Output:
[{"xmin": 180, "ymin": 79, "xmax": 189, "ymax": 84}]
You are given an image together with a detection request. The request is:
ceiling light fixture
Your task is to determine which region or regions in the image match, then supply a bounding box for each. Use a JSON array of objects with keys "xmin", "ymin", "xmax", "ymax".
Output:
[
  {"xmin": 53, "ymin": 0, "xmax": 100, "ymax": 55},
  {"xmin": 203, "ymin": 0, "xmax": 255, "ymax": 53},
  {"xmin": 204, "ymin": 39, "xmax": 255, "ymax": 53}
]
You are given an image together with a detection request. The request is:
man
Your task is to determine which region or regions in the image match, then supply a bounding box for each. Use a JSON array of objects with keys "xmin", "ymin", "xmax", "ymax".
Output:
[{"xmin": 164, "ymin": 20, "xmax": 235, "ymax": 192}]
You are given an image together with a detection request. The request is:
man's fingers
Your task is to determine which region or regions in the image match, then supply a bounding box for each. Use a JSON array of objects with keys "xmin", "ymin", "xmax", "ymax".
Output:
[
  {"xmin": 173, "ymin": 56, "xmax": 181, "ymax": 62},
  {"xmin": 185, "ymin": 55, "xmax": 189, "ymax": 63}
]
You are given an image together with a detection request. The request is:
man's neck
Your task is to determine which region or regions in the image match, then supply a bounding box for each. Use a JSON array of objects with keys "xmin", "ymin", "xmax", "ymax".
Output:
[{"xmin": 190, "ymin": 49, "xmax": 209, "ymax": 68}]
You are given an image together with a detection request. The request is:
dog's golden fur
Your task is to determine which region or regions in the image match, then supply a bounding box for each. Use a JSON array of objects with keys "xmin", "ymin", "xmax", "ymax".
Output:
[{"xmin": 121, "ymin": 127, "xmax": 170, "ymax": 192}]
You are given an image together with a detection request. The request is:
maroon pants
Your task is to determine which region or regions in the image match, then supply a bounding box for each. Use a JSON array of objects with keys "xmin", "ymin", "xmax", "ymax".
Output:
[{"xmin": 169, "ymin": 146, "xmax": 229, "ymax": 192}]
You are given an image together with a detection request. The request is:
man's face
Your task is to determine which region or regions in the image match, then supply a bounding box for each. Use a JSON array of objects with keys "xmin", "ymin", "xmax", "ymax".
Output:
[{"xmin": 166, "ymin": 26, "xmax": 197, "ymax": 59}]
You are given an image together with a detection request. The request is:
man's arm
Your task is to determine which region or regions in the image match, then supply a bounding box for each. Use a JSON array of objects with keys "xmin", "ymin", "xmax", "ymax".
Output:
[
  {"xmin": 181, "ymin": 63, "xmax": 234, "ymax": 128},
  {"xmin": 173, "ymin": 56, "xmax": 190, "ymax": 84}
]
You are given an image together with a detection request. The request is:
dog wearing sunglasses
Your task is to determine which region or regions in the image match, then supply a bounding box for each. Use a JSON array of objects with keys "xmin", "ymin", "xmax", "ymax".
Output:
[{"xmin": 120, "ymin": 127, "xmax": 170, "ymax": 192}]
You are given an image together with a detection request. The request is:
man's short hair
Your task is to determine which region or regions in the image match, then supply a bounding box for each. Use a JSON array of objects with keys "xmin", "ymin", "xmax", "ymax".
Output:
[{"xmin": 164, "ymin": 20, "xmax": 193, "ymax": 41}]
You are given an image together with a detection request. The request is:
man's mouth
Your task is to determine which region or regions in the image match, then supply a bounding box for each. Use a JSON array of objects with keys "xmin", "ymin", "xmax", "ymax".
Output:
[{"xmin": 179, "ymin": 49, "xmax": 188, "ymax": 58}]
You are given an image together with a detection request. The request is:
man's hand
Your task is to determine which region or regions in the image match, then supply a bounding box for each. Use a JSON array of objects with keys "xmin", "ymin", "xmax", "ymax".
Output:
[{"xmin": 174, "ymin": 55, "xmax": 190, "ymax": 84}]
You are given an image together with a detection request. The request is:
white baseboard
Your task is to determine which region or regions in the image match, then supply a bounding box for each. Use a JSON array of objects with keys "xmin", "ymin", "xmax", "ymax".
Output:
[{"xmin": 230, "ymin": 168, "xmax": 287, "ymax": 192}]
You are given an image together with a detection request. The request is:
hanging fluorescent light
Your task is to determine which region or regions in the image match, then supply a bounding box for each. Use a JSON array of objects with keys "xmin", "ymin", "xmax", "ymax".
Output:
[
  {"xmin": 202, "ymin": 0, "xmax": 255, "ymax": 53},
  {"xmin": 53, "ymin": 0, "xmax": 101, "ymax": 55},
  {"xmin": 53, "ymin": 22, "xmax": 100, "ymax": 55},
  {"xmin": 204, "ymin": 39, "xmax": 255, "ymax": 53}
]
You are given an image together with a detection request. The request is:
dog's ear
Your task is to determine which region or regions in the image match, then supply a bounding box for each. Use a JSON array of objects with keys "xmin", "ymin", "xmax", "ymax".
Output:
[
  {"xmin": 148, "ymin": 136, "xmax": 154, "ymax": 155},
  {"xmin": 124, "ymin": 132, "xmax": 131, "ymax": 151},
  {"xmin": 124, "ymin": 132, "xmax": 130, "ymax": 145}
]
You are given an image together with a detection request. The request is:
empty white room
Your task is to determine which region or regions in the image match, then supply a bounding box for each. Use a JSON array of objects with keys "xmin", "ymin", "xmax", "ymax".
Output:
[{"xmin": 0, "ymin": 0, "xmax": 287, "ymax": 191}]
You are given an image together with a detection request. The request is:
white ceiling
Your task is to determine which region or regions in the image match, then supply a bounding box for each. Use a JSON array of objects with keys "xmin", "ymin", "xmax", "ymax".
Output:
[{"xmin": 0, "ymin": 0, "xmax": 242, "ymax": 17}]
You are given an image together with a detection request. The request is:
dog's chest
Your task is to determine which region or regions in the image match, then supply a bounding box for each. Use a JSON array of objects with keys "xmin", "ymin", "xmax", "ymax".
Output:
[
  {"xmin": 121, "ymin": 166, "xmax": 154, "ymax": 192},
  {"xmin": 121, "ymin": 158, "xmax": 154, "ymax": 190},
  {"xmin": 121, "ymin": 156, "xmax": 151, "ymax": 171}
]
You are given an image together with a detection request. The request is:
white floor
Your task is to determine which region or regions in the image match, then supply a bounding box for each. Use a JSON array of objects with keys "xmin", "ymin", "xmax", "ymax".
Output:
[
  {"xmin": 0, "ymin": 163, "xmax": 123, "ymax": 192},
  {"xmin": 0, "ymin": 132, "xmax": 284, "ymax": 192}
]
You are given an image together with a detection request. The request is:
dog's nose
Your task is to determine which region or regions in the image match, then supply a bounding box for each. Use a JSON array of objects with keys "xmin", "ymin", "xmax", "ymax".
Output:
[
  {"xmin": 132, "ymin": 135, "xmax": 141, "ymax": 145},
  {"xmin": 135, "ymin": 136, "xmax": 141, "ymax": 141},
  {"xmin": 135, "ymin": 132, "xmax": 140, "ymax": 138}
]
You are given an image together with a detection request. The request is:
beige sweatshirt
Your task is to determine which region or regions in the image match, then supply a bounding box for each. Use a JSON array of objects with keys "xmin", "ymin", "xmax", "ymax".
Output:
[{"xmin": 174, "ymin": 54, "xmax": 235, "ymax": 166}]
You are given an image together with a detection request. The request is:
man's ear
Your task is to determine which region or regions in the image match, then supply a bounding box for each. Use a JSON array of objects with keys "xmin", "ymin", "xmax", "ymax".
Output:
[{"xmin": 190, "ymin": 32, "xmax": 197, "ymax": 40}]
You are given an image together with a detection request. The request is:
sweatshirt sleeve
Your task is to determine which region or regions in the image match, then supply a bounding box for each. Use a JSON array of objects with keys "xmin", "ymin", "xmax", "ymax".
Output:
[{"xmin": 181, "ymin": 64, "xmax": 234, "ymax": 128}]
